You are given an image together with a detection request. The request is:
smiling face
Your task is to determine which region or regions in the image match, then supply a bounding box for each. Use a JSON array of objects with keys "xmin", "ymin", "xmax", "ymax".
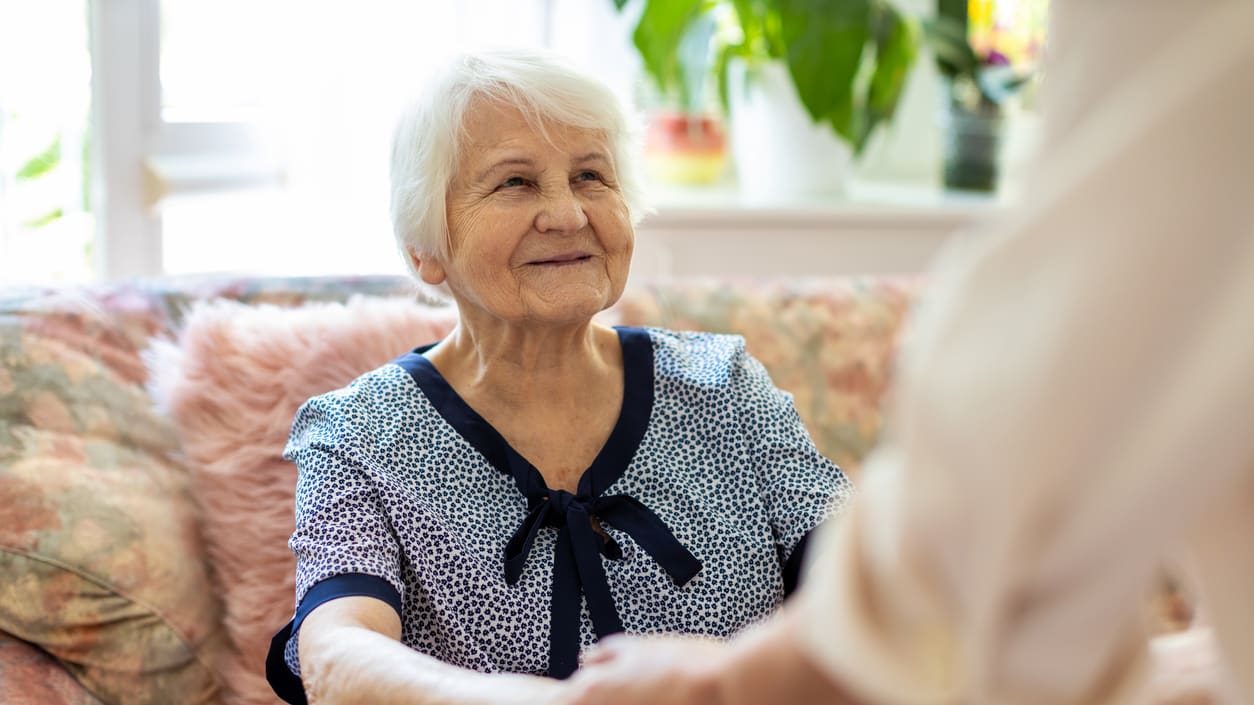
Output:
[{"xmin": 414, "ymin": 99, "xmax": 635, "ymax": 329}]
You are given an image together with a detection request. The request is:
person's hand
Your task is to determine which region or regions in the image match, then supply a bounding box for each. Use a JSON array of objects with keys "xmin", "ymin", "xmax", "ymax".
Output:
[
  {"xmin": 564, "ymin": 634, "xmax": 732, "ymax": 705},
  {"xmin": 1138, "ymin": 626, "xmax": 1244, "ymax": 705},
  {"xmin": 563, "ymin": 608, "xmax": 859, "ymax": 705}
]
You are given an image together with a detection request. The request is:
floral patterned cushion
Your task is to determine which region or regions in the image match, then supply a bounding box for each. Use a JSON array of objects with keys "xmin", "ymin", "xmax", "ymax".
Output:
[
  {"xmin": 612, "ymin": 277, "xmax": 920, "ymax": 481},
  {"xmin": 0, "ymin": 632, "xmax": 109, "ymax": 705},
  {"xmin": 0, "ymin": 313, "xmax": 224, "ymax": 704},
  {"xmin": 0, "ymin": 276, "xmax": 420, "ymax": 705}
]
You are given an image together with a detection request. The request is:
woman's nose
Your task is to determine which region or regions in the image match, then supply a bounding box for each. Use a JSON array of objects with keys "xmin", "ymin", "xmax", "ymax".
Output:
[{"xmin": 535, "ymin": 187, "xmax": 589, "ymax": 234}]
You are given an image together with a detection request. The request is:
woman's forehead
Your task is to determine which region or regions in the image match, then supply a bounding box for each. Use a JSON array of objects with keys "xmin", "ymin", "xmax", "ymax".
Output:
[{"xmin": 459, "ymin": 101, "xmax": 609, "ymax": 166}]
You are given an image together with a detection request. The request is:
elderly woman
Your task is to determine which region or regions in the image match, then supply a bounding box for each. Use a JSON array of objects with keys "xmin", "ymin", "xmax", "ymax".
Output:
[{"xmin": 265, "ymin": 48, "xmax": 851, "ymax": 705}]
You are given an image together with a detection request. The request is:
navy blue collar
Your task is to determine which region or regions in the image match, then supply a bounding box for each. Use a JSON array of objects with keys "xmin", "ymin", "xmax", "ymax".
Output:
[{"xmin": 393, "ymin": 326, "xmax": 701, "ymax": 678}]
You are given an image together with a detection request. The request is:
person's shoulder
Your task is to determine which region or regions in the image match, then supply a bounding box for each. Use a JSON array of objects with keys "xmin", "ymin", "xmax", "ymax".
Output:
[
  {"xmin": 298, "ymin": 359, "xmax": 418, "ymax": 420},
  {"xmin": 640, "ymin": 326, "xmax": 746, "ymax": 357},
  {"xmin": 637, "ymin": 326, "xmax": 748, "ymax": 387}
]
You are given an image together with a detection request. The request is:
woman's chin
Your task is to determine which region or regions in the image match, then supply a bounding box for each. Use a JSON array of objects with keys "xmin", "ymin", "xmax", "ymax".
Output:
[{"xmin": 520, "ymin": 286, "xmax": 619, "ymax": 326}]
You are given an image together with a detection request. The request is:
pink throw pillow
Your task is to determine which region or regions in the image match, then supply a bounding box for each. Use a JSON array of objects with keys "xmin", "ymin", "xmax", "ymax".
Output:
[{"xmin": 146, "ymin": 296, "xmax": 456, "ymax": 705}]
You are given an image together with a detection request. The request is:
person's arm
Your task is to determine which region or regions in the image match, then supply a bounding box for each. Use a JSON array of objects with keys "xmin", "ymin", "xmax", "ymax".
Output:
[
  {"xmin": 791, "ymin": 4, "xmax": 1254, "ymax": 705},
  {"xmin": 275, "ymin": 390, "xmax": 565, "ymax": 705},
  {"xmin": 298, "ymin": 596, "xmax": 563, "ymax": 705},
  {"xmin": 568, "ymin": 604, "xmax": 861, "ymax": 705}
]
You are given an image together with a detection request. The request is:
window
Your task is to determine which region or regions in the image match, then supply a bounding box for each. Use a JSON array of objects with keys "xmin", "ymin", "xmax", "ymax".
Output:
[
  {"xmin": 100, "ymin": 0, "xmax": 638, "ymax": 280},
  {"xmin": 0, "ymin": 1, "xmax": 93, "ymax": 284}
]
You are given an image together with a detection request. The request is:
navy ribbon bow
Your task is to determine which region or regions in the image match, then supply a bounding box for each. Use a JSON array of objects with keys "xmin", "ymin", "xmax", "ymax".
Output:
[{"xmin": 502, "ymin": 453, "xmax": 702, "ymax": 679}]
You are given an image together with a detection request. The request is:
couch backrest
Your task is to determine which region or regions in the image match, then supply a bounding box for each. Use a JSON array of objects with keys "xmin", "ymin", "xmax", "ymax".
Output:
[
  {"xmin": 612, "ymin": 277, "xmax": 919, "ymax": 477},
  {"xmin": 3, "ymin": 273, "xmax": 919, "ymax": 477}
]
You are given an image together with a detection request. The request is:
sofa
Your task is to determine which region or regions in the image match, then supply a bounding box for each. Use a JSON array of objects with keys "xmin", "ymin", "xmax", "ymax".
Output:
[{"xmin": 0, "ymin": 274, "xmax": 1193, "ymax": 705}]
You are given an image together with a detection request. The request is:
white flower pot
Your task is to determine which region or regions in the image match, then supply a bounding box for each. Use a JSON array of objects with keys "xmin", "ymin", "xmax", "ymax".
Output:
[{"xmin": 726, "ymin": 59, "xmax": 852, "ymax": 203}]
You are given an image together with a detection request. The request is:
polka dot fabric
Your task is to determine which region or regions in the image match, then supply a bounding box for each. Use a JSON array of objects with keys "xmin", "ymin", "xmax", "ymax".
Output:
[{"xmin": 276, "ymin": 327, "xmax": 852, "ymax": 681}]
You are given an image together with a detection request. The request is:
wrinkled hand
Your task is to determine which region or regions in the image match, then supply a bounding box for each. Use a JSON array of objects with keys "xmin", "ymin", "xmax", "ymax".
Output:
[{"xmin": 563, "ymin": 634, "xmax": 732, "ymax": 705}]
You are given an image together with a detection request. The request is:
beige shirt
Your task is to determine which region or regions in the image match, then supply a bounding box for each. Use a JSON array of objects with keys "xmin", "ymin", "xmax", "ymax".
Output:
[{"xmin": 795, "ymin": 3, "xmax": 1254, "ymax": 704}]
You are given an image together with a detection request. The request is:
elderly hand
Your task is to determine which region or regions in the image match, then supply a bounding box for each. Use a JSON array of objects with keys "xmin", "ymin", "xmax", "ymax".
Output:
[{"xmin": 564, "ymin": 634, "xmax": 732, "ymax": 705}]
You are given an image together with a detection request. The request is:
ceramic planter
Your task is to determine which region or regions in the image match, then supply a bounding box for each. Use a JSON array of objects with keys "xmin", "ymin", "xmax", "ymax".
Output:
[{"xmin": 725, "ymin": 59, "xmax": 852, "ymax": 202}]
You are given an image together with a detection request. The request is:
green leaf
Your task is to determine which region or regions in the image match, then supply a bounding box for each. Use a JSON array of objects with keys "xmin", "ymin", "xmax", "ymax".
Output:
[
  {"xmin": 632, "ymin": 0, "xmax": 707, "ymax": 100},
  {"xmin": 776, "ymin": 0, "xmax": 872, "ymax": 139},
  {"xmin": 729, "ymin": 0, "xmax": 761, "ymax": 39},
  {"xmin": 16, "ymin": 135, "xmax": 62, "ymax": 181},
  {"xmin": 611, "ymin": 0, "xmax": 631, "ymax": 11},
  {"xmin": 21, "ymin": 208, "xmax": 63, "ymax": 229},
  {"xmin": 857, "ymin": 4, "xmax": 919, "ymax": 154},
  {"xmin": 713, "ymin": 40, "xmax": 751, "ymax": 115},
  {"xmin": 923, "ymin": 16, "xmax": 977, "ymax": 80},
  {"xmin": 824, "ymin": 96, "xmax": 858, "ymax": 146},
  {"xmin": 729, "ymin": 0, "xmax": 786, "ymax": 58},
  {"xmin": 936, "ymin": 0, "xmax": 967, "ymax": 26}
]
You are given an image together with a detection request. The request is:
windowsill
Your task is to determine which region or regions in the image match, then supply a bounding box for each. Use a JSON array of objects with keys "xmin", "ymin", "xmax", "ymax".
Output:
[
  {"xmin": 645, "ymin": 178, "xmax": 1002, "ymax": 221},
  {"xmin": 630, "ymin": 179, "xmax": 1001, "ymax": 280}
]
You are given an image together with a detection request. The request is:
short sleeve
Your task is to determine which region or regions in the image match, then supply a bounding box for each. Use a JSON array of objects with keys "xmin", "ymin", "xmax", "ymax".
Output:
[
  {"xmin": 268, "ymin": 390, "xmax": 406, "ymax": 693},
  {"xmin": 285, "ymin": 392, "xmax": 405, "ymax": 603},
  {"xmin": 730, "ymin": 345, "xmax": 854, "ymax": 579}
]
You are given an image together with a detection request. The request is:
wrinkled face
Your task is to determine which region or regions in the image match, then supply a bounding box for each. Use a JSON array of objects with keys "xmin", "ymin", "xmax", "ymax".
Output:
[{"xmin": 418, "ymin": 99, "xmax": 634, "ymax": 328}]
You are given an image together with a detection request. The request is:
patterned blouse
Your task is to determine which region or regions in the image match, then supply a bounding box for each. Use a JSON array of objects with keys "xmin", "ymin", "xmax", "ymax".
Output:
[{"xmin": 266, "ymin": 327, "xmax": 852, "ymax": 703}]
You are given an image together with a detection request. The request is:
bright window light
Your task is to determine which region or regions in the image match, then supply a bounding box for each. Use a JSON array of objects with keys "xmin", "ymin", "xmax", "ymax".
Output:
[
  {"xmin": 153, "ymin": 0, "xmax": 633, "ymax": 278},
  {"xmin": 0, "ymin": 1, "xmax": 93, "ymax": 285}
]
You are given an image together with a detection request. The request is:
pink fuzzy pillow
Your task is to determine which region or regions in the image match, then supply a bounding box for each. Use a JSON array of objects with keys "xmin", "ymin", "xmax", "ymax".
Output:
[{"xmin": 146, "ymin": 296, "xmax": 457, "ymax": 705}]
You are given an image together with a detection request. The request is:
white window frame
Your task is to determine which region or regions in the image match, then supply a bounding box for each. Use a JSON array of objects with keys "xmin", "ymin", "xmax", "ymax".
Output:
[
  {"xmin": 89, "ymin": 0, "xmax": 301, "ymax": 280},
  {"xmin": 89, "ymin": 0, "xmax": 160, "ymax": 279}
]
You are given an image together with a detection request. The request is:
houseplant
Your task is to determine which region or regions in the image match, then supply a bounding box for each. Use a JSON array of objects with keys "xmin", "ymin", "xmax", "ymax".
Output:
[
  {"xmin": 925, "ymin": 0, "xmax": 1045, "ymax": 190},
  {"xmin": 612, "ymin": 0, "xmax": 920, "ymax": 196}
]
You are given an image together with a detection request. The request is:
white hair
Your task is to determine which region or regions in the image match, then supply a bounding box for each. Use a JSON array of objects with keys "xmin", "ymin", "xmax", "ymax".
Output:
[{"xmin": 389, "ymin": 48, "xmax": 649, "ymax": 273}]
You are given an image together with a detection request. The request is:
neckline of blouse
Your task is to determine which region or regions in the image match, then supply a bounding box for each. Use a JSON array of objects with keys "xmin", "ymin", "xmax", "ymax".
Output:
[{"xmin": 393, "ymin": 325, "xmax": 656, "ymax": 500}]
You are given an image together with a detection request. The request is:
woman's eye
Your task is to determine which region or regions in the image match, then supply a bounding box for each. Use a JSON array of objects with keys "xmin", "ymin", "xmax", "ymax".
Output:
[
  {"xmin": 575, "ymin": 171, "xmax": 602, "ymax": 183},
  {"xmin": 499, "ymin": 176, "xmax": 527, "ymax": 189}
]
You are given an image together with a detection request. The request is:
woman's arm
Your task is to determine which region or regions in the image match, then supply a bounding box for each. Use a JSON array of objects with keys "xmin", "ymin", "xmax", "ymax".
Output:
[{"xmin": 298, "ymin": 596, "xmax": 565, "ymax": 705}]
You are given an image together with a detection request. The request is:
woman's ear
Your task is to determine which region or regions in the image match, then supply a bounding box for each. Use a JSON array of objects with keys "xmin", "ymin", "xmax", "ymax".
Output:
[{"xmin": 408, "ymin": 249, "xmax": 447, "ymax": 286}]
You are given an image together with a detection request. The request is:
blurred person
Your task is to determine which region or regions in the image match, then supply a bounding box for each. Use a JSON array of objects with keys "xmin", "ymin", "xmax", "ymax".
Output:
[
  {"xmin": 263, "ymin": 48, "xmax": 851, "ymax": 705},
  {"xmin": 566, "ymin": 2, "xmax": 1254, "ymax": 704}
]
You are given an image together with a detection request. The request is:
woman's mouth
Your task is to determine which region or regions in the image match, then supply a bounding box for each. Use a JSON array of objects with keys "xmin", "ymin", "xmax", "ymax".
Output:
[{"xmin": 530, "ymin": 253, "xmax": 593, "ymax": 266}]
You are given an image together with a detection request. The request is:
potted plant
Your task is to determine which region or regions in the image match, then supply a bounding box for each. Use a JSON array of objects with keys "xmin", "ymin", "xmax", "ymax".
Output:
[
  {"xmin": 624, "ymin": 7, "xmax": 730, "ymax": 186},
  {"xmin": 925, "ymin": 0, "xmax": 1046, "ymax": 191},
  {"xmin": 612, "ymin": 0, "xmax": 919, "ymax": 198}
]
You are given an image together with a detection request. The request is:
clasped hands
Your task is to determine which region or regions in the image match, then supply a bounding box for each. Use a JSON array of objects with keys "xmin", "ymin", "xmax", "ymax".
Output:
[{"xmin": 562, "ymin": 634, "xmax": 733, "ymax": 705}]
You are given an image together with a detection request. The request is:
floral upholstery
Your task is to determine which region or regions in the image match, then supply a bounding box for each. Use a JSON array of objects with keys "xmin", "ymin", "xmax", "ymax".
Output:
[
  {"xmin": 612, "ymin": 277, "xmax": 919, "ymax": 479},
  {"xmin": 0, "ymin": 276, "xmax": 420, "ymax": 705},
  {"xmin": 0, "ymin": 632, "xmax": 108, "ymax": 705},
  {"xmin": 0, "ymin": 274, "xmax": 917, "ymax": 705},
  {"xmin": 0, "ymin": 308, "xmax": 221, "ymax": 704}
]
